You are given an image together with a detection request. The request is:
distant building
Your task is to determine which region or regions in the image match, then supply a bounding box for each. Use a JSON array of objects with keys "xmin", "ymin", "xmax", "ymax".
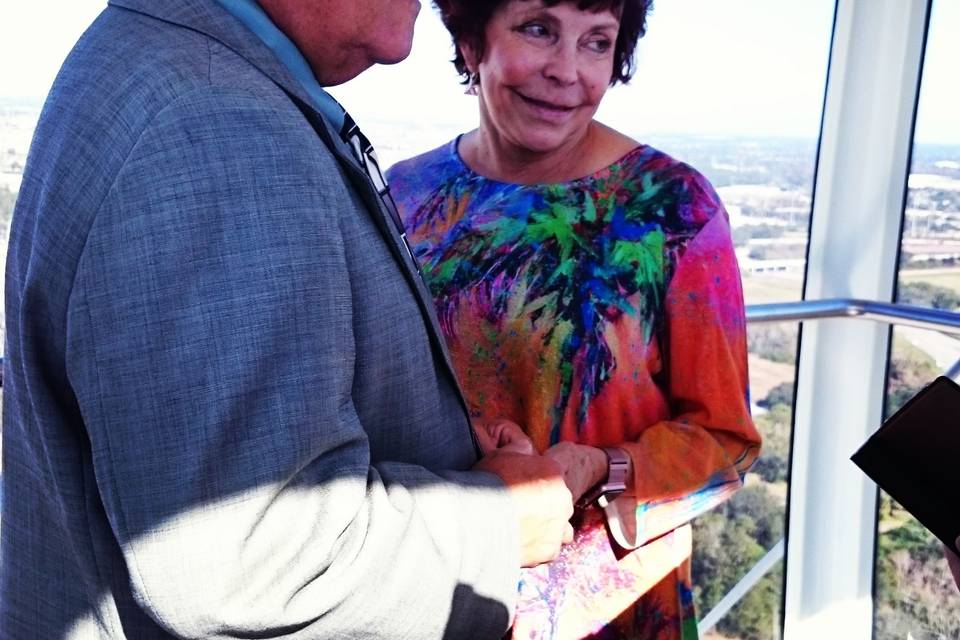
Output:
[
  {"xmin": 716, "ymin": 184, "xmax": 811, "ymax": 228},
  {"xmin": 908, "ymin": 173, "xmax": 960, "ymax": 191},
  {"xmin": 901, "ymin": 239, "xmax": 960, "ymax": 264},
  {"xmin": 735, "ymin": 247, "xmax": 806, "ymax": 274},
  {"xmin": 933, "ymin": 160, "xmax": 960, "ymax": 171}
]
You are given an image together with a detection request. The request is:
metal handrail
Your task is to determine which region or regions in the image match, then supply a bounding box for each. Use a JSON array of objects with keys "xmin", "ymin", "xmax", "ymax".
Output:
[
  {"xmin": 946, "ymin": 359, "xmax": 960, "ymax": 381},
  {"xmin": 0, "ymin": 299, "xmax": 955, "ymax": 391},
  {"xmin": 698, "ymin": 297, "xmax": 960, "ymax": 635},
  {"xmin": 746, "ymin": 297, "xmax": 960, "ymax": 334}
]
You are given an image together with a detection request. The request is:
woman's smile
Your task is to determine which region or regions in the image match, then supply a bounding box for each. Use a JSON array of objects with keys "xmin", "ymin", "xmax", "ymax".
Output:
[{"xmin": 512, "ymin": 89, "xmax": 579, "ymax": 122}]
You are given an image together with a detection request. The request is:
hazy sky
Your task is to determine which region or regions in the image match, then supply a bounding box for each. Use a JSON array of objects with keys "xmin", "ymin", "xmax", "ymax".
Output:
[
  {"xmin": 1, "ymin": 0, "xmax": 957, "ymax": 144},
  {"xmin": 333, "ymin": 0, "xmax": 837, "ymax": 140}
]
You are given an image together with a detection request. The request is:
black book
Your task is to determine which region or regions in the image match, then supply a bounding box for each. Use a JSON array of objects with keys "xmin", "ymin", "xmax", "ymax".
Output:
[{"xmin": 851, "ymin": 376, "xmax": 960, "ymax": 553}]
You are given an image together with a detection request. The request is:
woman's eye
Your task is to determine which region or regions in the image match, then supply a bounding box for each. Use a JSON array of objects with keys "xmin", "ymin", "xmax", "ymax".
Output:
[
  {"xmin": 518, "ymin": 22, "xmax": 551, "ymax": 39},
  {"xmin": 586, "ymin": 38, "xmax": 613, "ymax": 54}
]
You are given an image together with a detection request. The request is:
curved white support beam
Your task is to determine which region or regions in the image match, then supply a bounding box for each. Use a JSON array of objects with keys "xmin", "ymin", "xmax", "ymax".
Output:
[{"xmin": 784, "ymin": 1, "xmax": 931, "ymax": 638}]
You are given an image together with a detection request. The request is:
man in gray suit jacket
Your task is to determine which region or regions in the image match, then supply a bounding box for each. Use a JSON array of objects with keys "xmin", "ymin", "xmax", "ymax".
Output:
[{"xmin": 1, "ymin": 0, "xmax": 574, "ymax": 637}]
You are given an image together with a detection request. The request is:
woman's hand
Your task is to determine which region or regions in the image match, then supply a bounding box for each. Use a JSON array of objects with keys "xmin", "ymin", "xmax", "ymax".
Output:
[
  {"xmin": 473, "ymin": 418, "xmax": 536, "ymax": 455},
  {"xmin": 544, "ymin": 442, "xmax": 609, "ymax": 503}
]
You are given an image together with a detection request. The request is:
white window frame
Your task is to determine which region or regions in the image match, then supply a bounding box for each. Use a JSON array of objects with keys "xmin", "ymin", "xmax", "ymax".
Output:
[{"xmin": 784, "ymin": 1, "xmax": 931, "ymax": 638}]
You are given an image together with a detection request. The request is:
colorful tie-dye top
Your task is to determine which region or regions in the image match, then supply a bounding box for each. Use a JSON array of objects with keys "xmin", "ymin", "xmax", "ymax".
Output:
[{"xmin": 387, "ymin": 139, "xmax": 761, "ymax": 639}]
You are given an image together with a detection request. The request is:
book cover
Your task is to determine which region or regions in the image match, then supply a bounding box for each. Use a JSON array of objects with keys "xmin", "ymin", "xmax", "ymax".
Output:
[{"xmin": 852, "ymin": 376, "xmax": 960, "ymax": 553}]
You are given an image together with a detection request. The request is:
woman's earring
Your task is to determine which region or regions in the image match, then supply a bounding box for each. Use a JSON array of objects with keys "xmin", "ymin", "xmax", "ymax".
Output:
[{"xmin": 464, "ymin": 73, "xmax": 479, "ymax": 96}]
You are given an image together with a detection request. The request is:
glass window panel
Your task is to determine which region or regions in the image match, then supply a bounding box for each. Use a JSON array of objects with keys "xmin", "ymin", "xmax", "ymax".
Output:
[{"xmin": 879, "ymin": 0, "xmax": 960, "ymax": 637}]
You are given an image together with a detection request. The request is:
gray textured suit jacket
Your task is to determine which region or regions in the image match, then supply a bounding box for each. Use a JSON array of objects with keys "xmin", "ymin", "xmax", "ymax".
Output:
[{"xmin": 1, "ymin": 1, "xmax": 519, "ymax": 637}]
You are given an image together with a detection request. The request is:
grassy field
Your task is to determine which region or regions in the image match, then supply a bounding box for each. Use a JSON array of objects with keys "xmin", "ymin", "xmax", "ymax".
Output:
[
  {"xmin": 898, "ymin": 267, "xmax": 960, "ymax": 293},
  {"xmin": 747, "ymin": 354, "xmax": 794, "ymax": 402},
  {"xmin": 742, "ymin": 267, "xmax": 960, "ymax": 302},
  {"xmin": 741, "ymin": 273, "xmax": 804, "ymax": 305}
]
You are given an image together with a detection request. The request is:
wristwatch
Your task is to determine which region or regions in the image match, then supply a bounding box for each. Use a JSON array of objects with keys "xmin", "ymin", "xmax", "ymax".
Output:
[{"xmin": 576, "ymin": 446, "xmax": 630, "ymax": 509}]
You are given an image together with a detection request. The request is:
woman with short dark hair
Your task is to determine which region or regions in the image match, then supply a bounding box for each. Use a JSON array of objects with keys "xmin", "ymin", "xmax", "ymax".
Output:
[
  {"xmin": 437, "ymin": 0, "xmax": 650, "ymax": 87},
  {"xmin": 387, "ymin": 1, "xmax": 762, "ymax": 637}
]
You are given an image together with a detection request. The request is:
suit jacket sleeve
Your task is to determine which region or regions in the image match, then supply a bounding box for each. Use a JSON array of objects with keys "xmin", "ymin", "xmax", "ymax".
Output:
[{"xmin": 65, "ymin": 87, "xmax": 519, "ymax": 639}]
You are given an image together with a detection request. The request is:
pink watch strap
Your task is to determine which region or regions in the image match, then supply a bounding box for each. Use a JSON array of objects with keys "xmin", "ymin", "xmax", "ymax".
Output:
[
  {"xmin": 597, "ymin": 447, "xmax": 630, "ymax": 507},
  {"xmin": 576, "ymin": 446, "xmax": 630, "ymax": 509}
]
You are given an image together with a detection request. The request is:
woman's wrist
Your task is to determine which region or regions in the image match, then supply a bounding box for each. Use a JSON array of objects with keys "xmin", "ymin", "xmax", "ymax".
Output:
[{"xmin": 544, "ymin": 442, "xmax": 633, "ymax": 503}]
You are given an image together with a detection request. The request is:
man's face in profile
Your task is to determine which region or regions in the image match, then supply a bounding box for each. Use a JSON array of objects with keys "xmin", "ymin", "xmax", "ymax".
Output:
[
  {"xmin": 262, "ymin": 0, "xmax": 423, "ymax": 84},
  {"xmin": 354, "ymin": 0, "xmax": 423, "ymax": 65}
]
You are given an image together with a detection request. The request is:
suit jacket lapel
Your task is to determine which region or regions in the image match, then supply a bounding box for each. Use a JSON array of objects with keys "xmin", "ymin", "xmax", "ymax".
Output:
[
  {"xmin": 288, "ymin": 100, "xmax": 468, "ymax": 395},
  {"xmin": 107, "ymin": 0, "xmax": 470, "ymax": 416}
]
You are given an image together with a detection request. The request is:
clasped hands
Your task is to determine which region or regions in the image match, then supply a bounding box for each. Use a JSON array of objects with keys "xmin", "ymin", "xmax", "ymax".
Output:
[{"xmin": 471, "ymin": 418, "xmax": 608, "ymax": 568}]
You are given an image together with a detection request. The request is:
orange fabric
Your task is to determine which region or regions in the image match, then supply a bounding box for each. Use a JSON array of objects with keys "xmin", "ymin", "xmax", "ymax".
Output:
[{"xmin": 389, "ymin": 142, "xmax": 762, "ymax": 639}]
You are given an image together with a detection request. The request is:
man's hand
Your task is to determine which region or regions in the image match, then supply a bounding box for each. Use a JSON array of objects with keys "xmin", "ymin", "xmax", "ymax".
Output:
[
  {"xmin": 474, "ymin": 451, "xmax": 574, "ymax": 567},
  {"xmin": 473, "ymin": 418, "xmax": 535, "ymax": 455},
  {"xmin": 544, "ymin": 441, "xmax": 609, "ymax": 504}
]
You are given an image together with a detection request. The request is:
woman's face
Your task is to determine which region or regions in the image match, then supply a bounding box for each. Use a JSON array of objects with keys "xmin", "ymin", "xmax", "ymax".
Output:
[{"xmin": 467, "ymin": 1, "xmax": 621, "ymax": 155}]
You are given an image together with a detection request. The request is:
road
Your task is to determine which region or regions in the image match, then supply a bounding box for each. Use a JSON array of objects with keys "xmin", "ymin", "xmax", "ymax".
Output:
[{"xmin": 897, "ymin": 325, "xmax": 960, "ymax": 372}]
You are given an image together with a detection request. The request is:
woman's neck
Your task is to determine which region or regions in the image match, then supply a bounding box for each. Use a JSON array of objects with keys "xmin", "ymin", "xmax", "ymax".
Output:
[
  {"xmin": 461, "ymin": 113, "xmax": 639, "ymax": 186},
  {"xmin": 462, "ymin": 118, "xmax": 603, "ymax": 186}
]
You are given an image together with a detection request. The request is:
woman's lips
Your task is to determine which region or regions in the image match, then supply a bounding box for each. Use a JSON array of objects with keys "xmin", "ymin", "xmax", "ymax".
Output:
[{"xmin": 514, "ymin": 91, "xmax": 577, "ymax": 121}]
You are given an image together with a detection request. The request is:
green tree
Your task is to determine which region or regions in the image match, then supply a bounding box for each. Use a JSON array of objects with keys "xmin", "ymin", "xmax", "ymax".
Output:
[
  {"xmin": 752, "ymin": 404, "xmax": 791, "ymax": 483},
  {"xmin": 886, "ymin": 336, "xmax": 939, "ymax": 415},
  {"xmin": 725, "ymin": 563, "xmax": 783, "ymax": 640},
  {"xmin": 693, "ymin": 485, "xmax": 786, "ymax": 639},
  {"xmin": 876, "ymin": 511, "xmax": 960, "ymax": 639},
  {"xmin": 757, "ymin": 382, "xmax": 793, "ymax": 409},
  {"xmin": 897, "ymin": 281, "xmax": 960, "ymax": 311},
  {"xmin": 747, "ymin": 324, "xmax": 798, "ymax": 364}
]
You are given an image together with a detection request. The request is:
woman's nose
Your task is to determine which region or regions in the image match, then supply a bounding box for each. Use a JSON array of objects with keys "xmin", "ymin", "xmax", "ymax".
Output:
[{"xmin": 543, "ymin": 42, "xmax": 579, "ymax": 85}]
